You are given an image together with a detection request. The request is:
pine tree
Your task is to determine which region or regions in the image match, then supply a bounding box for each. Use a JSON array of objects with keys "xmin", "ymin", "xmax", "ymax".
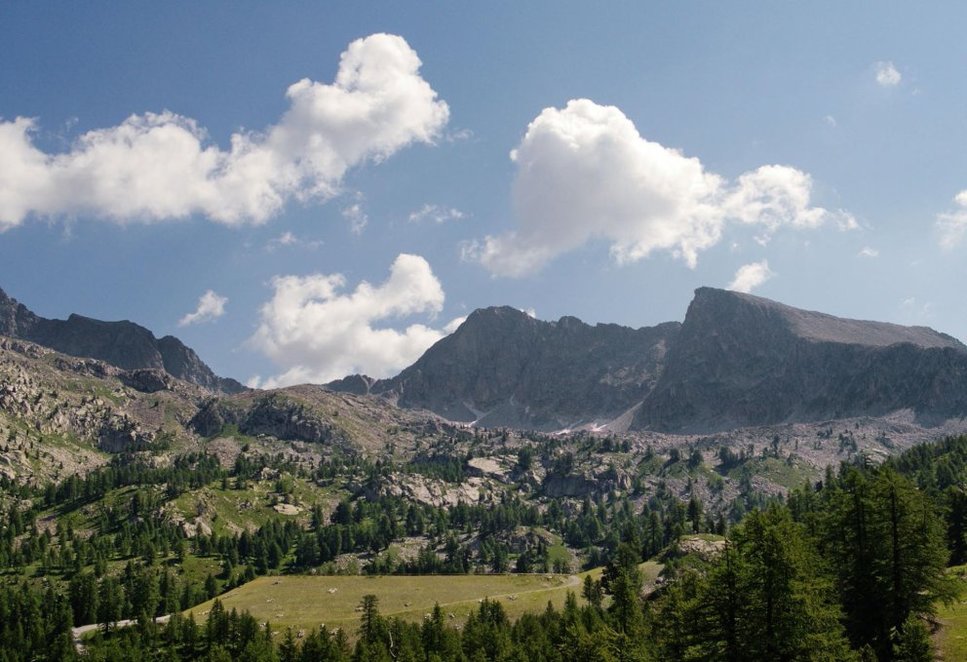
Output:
[
  {"xmin": 826, "ymin": 468, "xmax": 957, "ymax": 658},
  {"xmin": 97, "ymin": 576, "xmax": 123, "ymax": 634},
  {"xmin": 737, "ymin": 506, "xmax": 854, "ymax": 660},
  {"xmin": 892, "ymin": 615, "xmax": 933, "ymax": 662}
]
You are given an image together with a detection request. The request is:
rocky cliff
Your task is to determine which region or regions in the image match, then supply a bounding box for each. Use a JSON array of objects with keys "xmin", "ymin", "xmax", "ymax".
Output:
[
  {"xmin": 0, "ymin": 287, "xmax": 245, "ymax": 394},
  {"xmin": 0, "ymin": 334, "xmax": 458, "ymax": 483},
  {"xmin": 330, "ymin": 306, "xmax": 680, "ymax": 430},
  {"xmin": 633, "ymin": 288, "xmax": 967, "ymax": 432},
  {"xmin": 330, "ymin": 289, "xmax": 967, "ymax": 433}
]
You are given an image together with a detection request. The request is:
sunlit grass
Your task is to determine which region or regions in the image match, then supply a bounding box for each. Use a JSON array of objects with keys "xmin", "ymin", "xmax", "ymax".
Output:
[{"xmin": 186, "ymin": 561, "xmax": 664, "ymax": 634}]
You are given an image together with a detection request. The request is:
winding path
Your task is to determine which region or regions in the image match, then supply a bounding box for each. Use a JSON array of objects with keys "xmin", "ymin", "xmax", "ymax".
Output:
[{"xmin": 72, "ymin": 615, "xmax": 170, "ymax": 653}]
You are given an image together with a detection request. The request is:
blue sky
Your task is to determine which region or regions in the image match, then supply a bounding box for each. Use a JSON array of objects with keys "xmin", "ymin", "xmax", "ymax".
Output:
[{"xmin": 2, "ymin": 2, "xmax": 967, "ymax": 385}]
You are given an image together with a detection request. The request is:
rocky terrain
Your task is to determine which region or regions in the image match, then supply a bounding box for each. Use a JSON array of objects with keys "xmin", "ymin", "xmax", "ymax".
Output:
[
  {"xmin": 4, "ymin": 294, "xmax": 967, "ymax": 589},
  {"xmin": 3, "ymin": 283, "xmax": 967, "ymax": 517},
  {"xmin": 634, "ymin": 288, "xmax": 967, "ymax": 432},
  {"xmin": 330, "ymin": 287, "xmax": 967, "ymax": 434},
  {"xmin": 333, "ymin": 306, "xmax": 680, "ymax": 429},
  {"xmin": 0, "ymin": 335, "xmax": 201, "ymax": 483},
  {"xmin": 0, "ymin": 332, "xmax": 461, "ymax": 485},
  {"xmin": 0, "ymin": 287, "xmax": 245, "ymax": 394}
]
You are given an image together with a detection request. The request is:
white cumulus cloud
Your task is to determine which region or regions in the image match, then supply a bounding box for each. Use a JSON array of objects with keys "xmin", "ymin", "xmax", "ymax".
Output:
[
  {"xmin": 728, "ymin": 260, "xmax": 775, "ymax": 294},
  {"xmin": 937, "ymin": 191, "xmax": 967, "ymax": 249},
  {"xmin": 248, "ymin": 253, "xmax": 456, "ymax": 387},
  {"xmin": 468, "ymin": 99, "xmax": 851, "ymax": 277},
  {"xmin": 858, "ymin": 246, "xmax": 879, "ymax": 258},
  {"xmin": 875, "ymin": 61, "xmax": 902, "ymax": 87},
  {"xmin": 178, "ymin": 290, "xmax": 228, "ymax": 327},
  {"xmin": 0, "ymin": 33, "xmax": 449, "ymax": 230}
]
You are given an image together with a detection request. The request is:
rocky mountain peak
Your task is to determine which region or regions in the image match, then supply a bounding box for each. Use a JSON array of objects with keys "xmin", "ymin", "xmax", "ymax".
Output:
[
  {"xmin": 688, "ymin": 287, "xmax": 965, "ymax": 350},
  {"xmin": 326, "ymin": 287, "xmax": 967, "ymax": 435},
  {"xmin": 327, "ymin": 305, "xmax": 681, "ymax": 430},
  {"xmin": 457, "ymin": 306, "xmax": 538, "ymax": 333},
  {"xmin": 0, "ymin": 287, "xmax": 39, "ymax": 338},
  {"xmin": 633, "ymin": 287, "xmax": 967, "ymax": 432},
  {"xmin": 0, "ymin": 286, "xmax": 245, "ymax": 394}
]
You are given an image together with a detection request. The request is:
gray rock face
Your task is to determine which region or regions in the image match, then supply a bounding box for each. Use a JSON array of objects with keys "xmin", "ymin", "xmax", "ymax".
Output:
[
  {"xmin": 325, "ymin": 374, "xmax": 376, "ymax": 396},
  {"xmin": 118, "ymin": 369, "xmax": 172, "ymax": 394},
  {"xmin": 0, "ymin": 288, "xmax": 40, "ymax": 338},
  {"xmin": 329, "ymin": 288, "xmax": 967, "ymax": 433},
  {"xmin": 335, "ymin": 306, "xmax": 681, "ymax": 430},
  {"xmin": 0, "ymin": 287, "xmax": 245, "ymax": 394},
  {"xmin": 632, "ymin": 288, "xmax": 967, "ymax": 432},
  {"xmin": 190, "ymin": 394, "xmax": 340, "ymax": 444},
  {"xmin": 157, "ymin": 335, "xmax": 246, "ymax": 394}
]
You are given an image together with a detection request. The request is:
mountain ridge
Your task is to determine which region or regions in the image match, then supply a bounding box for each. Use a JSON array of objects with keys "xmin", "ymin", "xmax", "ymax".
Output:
[
  {"xmin": 693, "ymin": 287, "xmax": 964, "ymax": 350},
  {"xmin": 336, "ymin": 305, "xmax": 681, "ymax": 429},
  {"xmin": 0, "ymin": 286, "xmax": 245, "ymax": 394},
  {"xmin": 328, "ymin": 288, "xmax": 967, "ymax": 433},
  {"xmin": 633, "ymin": 287, "xmax": 967, "ymax": 432}
]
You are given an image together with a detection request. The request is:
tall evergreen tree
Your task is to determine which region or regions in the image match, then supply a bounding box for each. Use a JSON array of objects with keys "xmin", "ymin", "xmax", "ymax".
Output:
[{"xmin": 825, "ymin": 468, "xmax": 957, "ymax": 659}]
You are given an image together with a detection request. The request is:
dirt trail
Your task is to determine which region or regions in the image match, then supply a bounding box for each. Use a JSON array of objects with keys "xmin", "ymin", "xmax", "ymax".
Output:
[{"xmin": 72, "ymin": 615, "xmax": 170, "ymax": 652}]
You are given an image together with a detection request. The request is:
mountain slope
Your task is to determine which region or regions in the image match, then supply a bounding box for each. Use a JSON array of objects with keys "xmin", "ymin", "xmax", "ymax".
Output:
[
  {"xmin": 0, "ymin": 335, "xmax": 203, "ymax": 482},
  {"xmin": 331, "ymin": 306, "xmax": 680, "ymax": 430},
  {"xmin": 631, "ymin": 288, "xmax": 967, "ymax": 432},
  {"xmin": 0, "ymin": 334, "xmax": 455, "ymax": 483},
  {"xmin": 0, "ymin": 287, "xmax": 245, "ymax": 394},
  {"xmin": 330, "ymin": 289, "xmax": 967, "ymax": 433}
]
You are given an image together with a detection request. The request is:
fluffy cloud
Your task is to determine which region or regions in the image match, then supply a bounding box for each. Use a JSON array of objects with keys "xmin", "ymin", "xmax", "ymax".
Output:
[
  {"xmin": 408, "ymin": 203, "xmax": 465, "ymax": 224},
  {"xmin": 248, "ymin": 253, "xmax": 455, "ymax": 387},
  {"xmin": 728, "ymin": 260, "xmax": 775, "ymax": 294},
  {"xmin": 858, "ymin": 246, "xmax": 879, "ymax": 258},
  {"xmin": 0, "ymin": 34, "xmax": 448, "ymax": 230},
  {"xmin": 937, "ymin": 191, "xmax": 967, "ymax": 249},
  {"xmin": 469, "ymin": 99, "xmax": 851, "ymax": 277},
  {"xmin": 178, "ymin": 290, "xmax": 228, "ymax": 327},
  {"xmin": 875, "ymin": 61, "xmax": 902, "ymax": 87}
]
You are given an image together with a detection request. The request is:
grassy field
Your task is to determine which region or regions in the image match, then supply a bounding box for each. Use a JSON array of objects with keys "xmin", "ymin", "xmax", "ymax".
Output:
[
  {"xmin": 186, "ymin": 562, "xmax": 663, "ymax": 634},
  {"xmin": 936, "ymin": 565, "xmax": 967, "ymax": 660}
]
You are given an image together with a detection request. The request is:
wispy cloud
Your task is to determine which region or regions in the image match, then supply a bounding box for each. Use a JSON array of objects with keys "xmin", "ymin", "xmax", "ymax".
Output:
[
  {"xmin": 342, "ymin": 202, "xmax": 369, "ymax": 235},
  {"xmin": 266, "ymin": 231, "xmax": 323, "ymax": 251},
  {"xmin": 408, "ymin": 203, "xmax": 465, "ymax": 224},
  {"xmin": 937, "ymin": 191, "xmax": 967, "ymax": 249},
  {"xmin": 178, "ymin": 290, "xmax": 228, "ymax": 327}
]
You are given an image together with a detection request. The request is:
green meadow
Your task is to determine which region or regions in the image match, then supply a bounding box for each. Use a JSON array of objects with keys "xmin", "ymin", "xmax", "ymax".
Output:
[{"xmin": 187, "ymin": 562, "xmax": 663, "ymax": 633}]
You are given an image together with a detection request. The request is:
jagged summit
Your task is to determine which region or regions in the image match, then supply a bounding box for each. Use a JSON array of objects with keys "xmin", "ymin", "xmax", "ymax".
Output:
[
  {"xmin": 466, "ymin": 305, "xmax": 538, "ymax": 322},
  {"xmin": 329, "ymin": 304, "xmax": 681, "ymax": 430},
  {"xmin": 330, "ymin": 287, "xmax": 967, "ymax": 433},
  {"xmin": 0, "ymin": 286, "xmax": 245, "ymax": 394}
]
